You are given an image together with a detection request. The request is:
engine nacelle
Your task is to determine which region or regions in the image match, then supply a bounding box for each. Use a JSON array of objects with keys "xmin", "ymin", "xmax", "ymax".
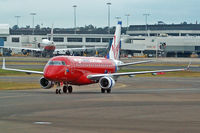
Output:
[
  {"xmin": 99, "ymin": 77, "xmax": 115, "ymax": 89},
  {"xmin": 38, "ymin": 43, "xmax": 41, "ymax": 48},
  {"xmin": 21, "ymin": 49, "xmax": 27, "ymax": 55},
  {"xmin": 39, "ymin": 77, "xmax": 54, "ymax": 89}
]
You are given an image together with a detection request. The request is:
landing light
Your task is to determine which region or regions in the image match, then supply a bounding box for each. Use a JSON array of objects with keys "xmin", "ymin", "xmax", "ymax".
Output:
[{"xmin": 152, "ymin": 72, "xmax": 165, "ymax": 76}]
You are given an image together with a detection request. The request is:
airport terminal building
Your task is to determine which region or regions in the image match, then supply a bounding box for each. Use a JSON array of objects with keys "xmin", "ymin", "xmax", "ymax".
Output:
[{"xmin": 1, "ymin": 23, "xmax": 200, "ymax": 57}]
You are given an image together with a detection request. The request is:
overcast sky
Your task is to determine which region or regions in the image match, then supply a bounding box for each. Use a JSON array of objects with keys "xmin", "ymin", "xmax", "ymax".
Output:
[{"xmin": 0, "ymin": 0, "xmax": 199, "ymax": 28}]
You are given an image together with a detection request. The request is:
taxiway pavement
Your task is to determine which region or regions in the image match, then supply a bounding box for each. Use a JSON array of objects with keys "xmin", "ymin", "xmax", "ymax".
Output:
[{"xmin": 0, "ymin": 77, "xmax": 200, "ymax": 133}]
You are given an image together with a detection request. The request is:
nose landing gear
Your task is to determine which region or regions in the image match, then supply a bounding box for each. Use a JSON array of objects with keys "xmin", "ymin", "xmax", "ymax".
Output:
[
  {"xmin": 55, "ymin": 82, "xmax": 73, "ymax": 94},
  {"xmin": 55, "ymin": 82, "xmax": 62, "ymax": 94},
  {"xmin": 56, "ymin": 89, "xmax": 62, "ymax": 94}
]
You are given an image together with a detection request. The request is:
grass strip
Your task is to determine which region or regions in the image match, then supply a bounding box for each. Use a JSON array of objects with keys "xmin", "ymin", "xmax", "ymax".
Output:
[
  {"xmin": 0, "ymin": 81, "xmax": 40, "ymax": 90},
  {"xmin": 0, "ymin": 69, "xmax": 43, "ymax": 76}
]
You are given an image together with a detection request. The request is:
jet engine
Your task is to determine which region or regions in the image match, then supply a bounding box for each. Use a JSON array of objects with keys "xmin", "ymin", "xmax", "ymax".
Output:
[
  {"xmin": 38, "ymin": 43, "xmax": 41, "ymax": 48},
  {"xmin": 99, "ymin": 77, "xmax": 115, "ymax": 89},
  {"xmin": 21, "ymin": 49, "xmax": 28, "ymax": 55},
  {"xmin": 21, "ymin": 49, "xmax": 31, "ymax": 55},
  {"xmin": 39, "ymin": 77, "xmax": 54, "ymax": 89}
]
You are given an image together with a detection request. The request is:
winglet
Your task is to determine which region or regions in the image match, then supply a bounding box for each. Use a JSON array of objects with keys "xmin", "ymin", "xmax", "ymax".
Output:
[
  {"xmin": 2, "ymin": 58, "xmax": 5, "ymax": 69},
  {"xmin": 186, "ymin": 61, "xmax": 191, "ymax": 71},
  {"xmin": 118, "ymin": 21, "xmax": 122, "ymax": 25}
]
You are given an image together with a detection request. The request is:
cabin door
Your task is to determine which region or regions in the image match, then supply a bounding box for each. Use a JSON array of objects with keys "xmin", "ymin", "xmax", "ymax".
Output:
[{"xmin": 71, "ymin": 62, "xmax": 75, "ymax": 74}]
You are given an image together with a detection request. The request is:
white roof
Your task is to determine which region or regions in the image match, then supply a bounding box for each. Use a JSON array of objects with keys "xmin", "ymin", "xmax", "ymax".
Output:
[{"xmin": 0, "ymin": 24, "xmax": 9, "ymax": 35}]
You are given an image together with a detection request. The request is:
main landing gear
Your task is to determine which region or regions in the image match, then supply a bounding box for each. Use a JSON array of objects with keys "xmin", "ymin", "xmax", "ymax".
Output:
[
  {"xmin": 62, "ymin": 86, "xmax": 73, "ymax": 94},
  {"xmin": 55, "ymin": 82, "xmax": 73, "ymax": 94},
  {"xmin": 101, "ymin": 88, "xmax": 111, "ymax": 93}
]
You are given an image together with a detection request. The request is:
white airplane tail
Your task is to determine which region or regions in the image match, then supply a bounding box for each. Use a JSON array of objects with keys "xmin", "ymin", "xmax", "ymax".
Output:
[{"xmin": 107, "ymin": 21, "xmax": 122, "ymax": 60}]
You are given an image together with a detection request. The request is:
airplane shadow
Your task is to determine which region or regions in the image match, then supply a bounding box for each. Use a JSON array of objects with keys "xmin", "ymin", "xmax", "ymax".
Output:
[
  {"xmin": 18, "ymin": 90, "xmax": 142, "ymax": 95},
  {"xmin": 10, "ymin": 88, "xmax": 191, "ymax": 95}
]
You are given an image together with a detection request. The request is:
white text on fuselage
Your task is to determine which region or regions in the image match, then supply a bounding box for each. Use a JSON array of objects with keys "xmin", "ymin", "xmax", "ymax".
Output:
[{"xmin": 73, "ymin": 59, "xmax": 102, "ymax": 63}]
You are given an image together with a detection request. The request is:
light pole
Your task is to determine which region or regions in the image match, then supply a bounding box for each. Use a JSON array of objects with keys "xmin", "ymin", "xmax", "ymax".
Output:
[
  {"xmin": 156, "ymin": 38, "xmax": 158, "ymax": 59},
  {"xmin": 73, "ymin": 5, "xmax": 77, "ymax": 34},
  {"xmin": 143, "ymin": 13, "xmax": 150, "ymax": 36},
  {"xmin": 15, "ymin": 16, "xmax": 21, "ymax": 27},
  {"xmin": 125, "ymin": 14, "xmax": 130, "ymax": 31},
  {"xmin": 30, "ymin": 13, "xmax": 36, "ymax": 35},
  {"xmin": 106, "ymin": 2, "xmax": 111, "ymax": 34}
]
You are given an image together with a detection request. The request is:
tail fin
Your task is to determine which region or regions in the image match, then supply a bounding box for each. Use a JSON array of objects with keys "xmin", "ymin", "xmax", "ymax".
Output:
[{"xmin": 107, "ymin": 21, "xmax": 122, "ymax": 60}]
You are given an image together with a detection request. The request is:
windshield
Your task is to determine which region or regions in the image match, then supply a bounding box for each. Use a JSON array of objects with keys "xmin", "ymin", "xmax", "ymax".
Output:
[{"xmin": 48, "ymin": 61, "xmax": 66, "ymax": 66}]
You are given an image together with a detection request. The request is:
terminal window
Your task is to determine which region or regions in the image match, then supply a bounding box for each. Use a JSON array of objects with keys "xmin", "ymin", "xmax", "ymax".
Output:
[
  {"xmin": 53, "ymin": 37, "xmax": 64, "ymax": 42},
  {"xmin": 86, "ymin": 38, "xmax": 101, "ymax": 42},
  {"xmin": 12, "ymin": 37, "xmax": 20, "ymax": 43},
  {"xmin": 0, "ymin": 37, "xmax": 7, "ymax": 41},
  {"xmin": 67, "ymin": 38, "xmax": 82, "ymax": 42},
  {"xmin": 102, "ymin": 38, "xmax": 113, "ymax": 42}
]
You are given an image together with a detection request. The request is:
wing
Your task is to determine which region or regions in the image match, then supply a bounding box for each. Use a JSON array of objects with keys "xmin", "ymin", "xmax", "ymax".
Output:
[
  {"xmin": 1, "ymin": 46, "xmax": 106, "ymax": 52},
  {"xmin": 87, "ymin": 68, "xmax": 186, "ymax": 80},
  {"xmin": 2, "ymin": 58, "xmax": 43, "ymax": 75},
  {"xmin": 118, "ymin": 60, "xmax": 155, "ymax": 67},
  {"xmin": 54, "ymin": 47, "xmax": 107, "ymax": 52},
  {"xmin": 0, "ymin": 46, "xmax": 42, "ymax": 51}
]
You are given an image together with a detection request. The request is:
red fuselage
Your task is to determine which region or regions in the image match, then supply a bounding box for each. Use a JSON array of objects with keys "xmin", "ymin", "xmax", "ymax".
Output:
[
  {"xmin": 44, "ymin": 45, "xmax": 56, "ymax": 51},
  {"xmin": 44, "ymin": 56, "xmax": 116, "ymax": 85}
]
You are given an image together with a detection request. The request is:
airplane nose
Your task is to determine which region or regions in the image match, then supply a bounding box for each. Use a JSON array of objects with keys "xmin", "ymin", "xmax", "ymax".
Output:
[
  {"xmin": 44, "ymin": 70, "xmax": 54, "ymax": 80},
  {"xmin": 44, "ymin": 67, "xmax": 57, "ymax": 80},
  {"xmin": 44, "ymin": 66, "xmax": 65, "ymax": 81}
]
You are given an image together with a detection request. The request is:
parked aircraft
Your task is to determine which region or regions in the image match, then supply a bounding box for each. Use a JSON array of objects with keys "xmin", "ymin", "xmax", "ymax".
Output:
[
  {"xmin": 1, "ymin": 21, "xmax": 188, "ymax": 94},
  {"xmin": 0, "ymin": 26, "xmax": 106, "ymax": 57}
]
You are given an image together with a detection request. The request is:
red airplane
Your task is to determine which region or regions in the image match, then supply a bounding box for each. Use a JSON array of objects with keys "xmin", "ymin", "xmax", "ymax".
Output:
[{"xmin": 2, "ymin": 21, "xmax": 188, "ymax": 94}]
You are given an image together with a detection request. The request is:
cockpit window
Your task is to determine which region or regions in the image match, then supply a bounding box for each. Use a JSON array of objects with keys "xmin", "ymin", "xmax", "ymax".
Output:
[{"xmin": 48, "ymin": 61, "xmax": 66, "ymax": 66}]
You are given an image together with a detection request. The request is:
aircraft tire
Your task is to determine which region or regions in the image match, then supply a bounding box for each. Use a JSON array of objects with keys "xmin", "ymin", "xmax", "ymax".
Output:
[
  {"xmin": 107, "ymin": 89, "xmax": 111, "ymax": 93},
  {"xmin": 58, "ymin": 89, "xmax": 62, "ymax": 94},
  {"xmin": 56, "ymin": 89, "xmax": 59, "ymax": 94},
  {"xmin": 50, "ymin": 52, "xmax": 54, "ymax": 57},
  {"xmin": 42, "ymin": 52, "xmax": 47, "ymax": 57},
  {"xmin": 68, "ymin": 86, "xmax": 73, "ymax": 93},
  {"xmin": 101, "ymin": 88, "xmax": 105, "ymax": 93},
  {"xmin": 63, "ymin": 86, "xmax": 67, "ymax": 93}
]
